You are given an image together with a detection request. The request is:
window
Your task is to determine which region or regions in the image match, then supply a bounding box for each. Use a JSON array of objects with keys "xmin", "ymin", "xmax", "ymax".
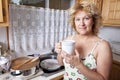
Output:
[{"xmin": 12, "ymin": 0, "xmax": 75, "ymax": 10}]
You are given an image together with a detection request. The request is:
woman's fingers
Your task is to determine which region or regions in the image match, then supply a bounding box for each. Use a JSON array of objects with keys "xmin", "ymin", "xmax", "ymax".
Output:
[
  {"xmin": 75, "ymin": 49, "xmax": 80, "ymax": 58},
  {"xmin": 64, "ymin": 50, "xmax": 80, "ymax": 66},
  {"xmin": 55, "ymin": 43, "xmax": 62, "ymax": 53}
]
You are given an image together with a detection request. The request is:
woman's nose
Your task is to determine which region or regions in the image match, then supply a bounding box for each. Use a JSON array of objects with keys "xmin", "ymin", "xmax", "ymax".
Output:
[{"xmin": 79, "ymin": 19, "xmax": 84, "ymax": 26}]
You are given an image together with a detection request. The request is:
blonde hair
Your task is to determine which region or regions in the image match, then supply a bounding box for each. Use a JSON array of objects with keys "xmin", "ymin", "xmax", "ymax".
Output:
[{"xmin": 68, "ymin": 1, "xmax": 102, "ymax": 35}]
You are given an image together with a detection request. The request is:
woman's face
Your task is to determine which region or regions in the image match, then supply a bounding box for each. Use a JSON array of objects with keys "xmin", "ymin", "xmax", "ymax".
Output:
[{"xmin": 74, "ymin": 10, "xmax": 94, "ymax": 35}]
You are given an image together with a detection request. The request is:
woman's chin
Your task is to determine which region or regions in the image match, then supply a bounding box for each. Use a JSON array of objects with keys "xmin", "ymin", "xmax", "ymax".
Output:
[{"xmin": 79, "ymin": 31, "xmax": 88, "ymax": 35}]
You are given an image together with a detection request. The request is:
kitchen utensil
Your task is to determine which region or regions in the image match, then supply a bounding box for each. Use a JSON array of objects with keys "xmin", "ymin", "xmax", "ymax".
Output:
[
  {"xmin": 12, "ymin": 58, "xmax": 33, "ymax": 69},
  {"xmin": 39, "ymin": 53, "xmax": 64, "ymax": 73},
  {"xmin": 12, "ymin": 57, "xmax": 39, "ymax": 69},
  {"xmin": 11, "ymin": 57, "xmax": 39, "ymax": 70}
]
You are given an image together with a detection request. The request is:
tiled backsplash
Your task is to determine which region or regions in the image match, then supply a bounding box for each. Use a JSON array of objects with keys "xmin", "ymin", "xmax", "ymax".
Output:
[
  {"xmin": 99, "ymin": 27, "xmax": 120, "ymax": 54},
  {"xmin": 110, "ymin": 41, "xmax": 120, "ymax": 54}
]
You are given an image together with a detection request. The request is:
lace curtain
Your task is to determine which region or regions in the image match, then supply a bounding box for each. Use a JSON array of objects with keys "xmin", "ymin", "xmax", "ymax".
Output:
[{"xmin": 9, "ymin": 4, "xmax": 74, "ymax": 57}]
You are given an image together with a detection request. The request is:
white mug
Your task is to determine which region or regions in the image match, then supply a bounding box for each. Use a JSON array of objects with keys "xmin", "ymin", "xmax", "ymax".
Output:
[{"xmin": 62, "ymin": 40, "xmax": 75, "ymax": 54}]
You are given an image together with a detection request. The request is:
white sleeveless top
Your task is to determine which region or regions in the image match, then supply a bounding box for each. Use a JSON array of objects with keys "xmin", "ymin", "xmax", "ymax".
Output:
[{"xmin": 63, "ymin": 38, "xmax": 102, "ymax": 80}]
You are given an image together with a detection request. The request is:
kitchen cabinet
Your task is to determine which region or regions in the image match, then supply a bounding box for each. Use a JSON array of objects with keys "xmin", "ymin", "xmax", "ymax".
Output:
[
  {"xmin": 109, "ymin": 60, "xmax": 120, "ymax": 80},
  {"xmin": 0, "ymin": 0, "xmax": 9, "ymax": 27},
  {"xmin": 0, "ymin": 0, "xmax": 3, "ymax": 22},
  {"xmin": 102, "ymin": 0, "xmax": 120, "ymax": 26}
]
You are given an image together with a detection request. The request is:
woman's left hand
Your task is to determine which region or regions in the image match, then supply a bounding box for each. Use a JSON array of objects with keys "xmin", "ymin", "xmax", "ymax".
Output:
[{"xmin": 62, "ymin": 49, "xmax": 81, "ymax": 67}]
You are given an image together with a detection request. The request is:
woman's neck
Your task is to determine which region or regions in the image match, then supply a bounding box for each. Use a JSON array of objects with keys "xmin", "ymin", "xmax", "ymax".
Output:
[{"xmin": 76, "ymin": 33, "xmax": 95, "ymax": 40}]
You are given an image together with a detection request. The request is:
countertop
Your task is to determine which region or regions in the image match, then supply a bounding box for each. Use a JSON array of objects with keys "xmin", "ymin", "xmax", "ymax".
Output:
[
  {"xmin": 0, "ymin": 53, "xmax": 119, "ymax": 80},
  {"xmin": 31, "ymin": 70, "xmax": 64, "ymax": 80},
  {"xmin": 0, "ymin": 69, "xmax": 65, "ymax": 80}
]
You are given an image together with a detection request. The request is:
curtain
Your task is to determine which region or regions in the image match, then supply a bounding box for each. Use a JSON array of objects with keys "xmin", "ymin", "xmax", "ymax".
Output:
[{"xmin": 9, "ymin": 4, "xmax": 74, "ymax": 57}]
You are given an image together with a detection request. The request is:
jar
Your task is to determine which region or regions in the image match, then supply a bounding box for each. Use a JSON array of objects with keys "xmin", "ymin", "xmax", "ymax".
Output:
[
  {"xmin": 0, "ymin": 50, "xmax": 12, "ymax": 72},
  {"xmin": 0, "ymin": 56, "xmax": 11, "ymax": 74}
]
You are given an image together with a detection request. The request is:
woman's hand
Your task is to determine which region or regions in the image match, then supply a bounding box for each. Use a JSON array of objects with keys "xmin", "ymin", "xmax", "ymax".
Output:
[
  {"xmin": 55, "ymin": 42, "xmax": 62, "ymax": 54},
  {"xmin": 62, "ymin": 49, "xmax": 81, "ymax": 67},
  {"xmin": 55, "ymin": 42, "xmax": 64, "ymax": 65}
]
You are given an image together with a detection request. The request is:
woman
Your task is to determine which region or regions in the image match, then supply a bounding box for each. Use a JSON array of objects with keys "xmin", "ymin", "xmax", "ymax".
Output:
[{"xmin": 55, "ymin": 1, "xmax": 112, "ymax": 80}]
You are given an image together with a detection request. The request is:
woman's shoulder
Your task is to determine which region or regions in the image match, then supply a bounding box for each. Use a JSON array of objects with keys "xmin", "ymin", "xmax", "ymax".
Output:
[
  {"xmin": 98, "ymin": 38, "xmax": 110, "ymax": 48},
  {"xmin": 97, "ymin": 38, "xmax": 112, "ymax": 54}
]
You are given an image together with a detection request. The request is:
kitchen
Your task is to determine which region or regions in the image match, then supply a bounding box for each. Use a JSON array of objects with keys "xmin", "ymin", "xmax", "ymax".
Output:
[{"xmin": 0, "ymin": 0, "xmax": 120, "ymax": 80}]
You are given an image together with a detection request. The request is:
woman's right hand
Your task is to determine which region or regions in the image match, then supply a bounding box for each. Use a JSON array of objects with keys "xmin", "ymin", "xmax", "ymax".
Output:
[{"xmin": 55, "ymin": 42, "xmax": 64, "ymax": 65}]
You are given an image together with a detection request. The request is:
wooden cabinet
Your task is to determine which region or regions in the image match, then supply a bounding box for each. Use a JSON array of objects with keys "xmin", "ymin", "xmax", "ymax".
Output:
[
  {"xmin": 0, "ymin": 0, "xmax": 3, "ymax": 22},
  {"xmin": 102, "ymin": 0, "xmax": 120, "ymax": 26},
  {"xmin": 0, "ymin": 0, "xmax": 9, "ymax": 27},
  {"xmin": 109, "ymin": 60, "xmax": 120, "ymax": 80}
]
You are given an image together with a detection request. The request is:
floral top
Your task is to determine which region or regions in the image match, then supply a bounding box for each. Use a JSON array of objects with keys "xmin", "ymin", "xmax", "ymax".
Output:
[{"xmin": 63, "ymin": 41, "xmax": 101, "ymax": 80}]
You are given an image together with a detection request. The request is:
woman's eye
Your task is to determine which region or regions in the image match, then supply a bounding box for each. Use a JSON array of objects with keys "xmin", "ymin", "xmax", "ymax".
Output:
[
  {"xmin": 84, "ymin": 17, "xmax": 90, "ymax": 20},
  {"xmin": 75, "ymin": 18, "xmax": 80, "ymax": 21}
]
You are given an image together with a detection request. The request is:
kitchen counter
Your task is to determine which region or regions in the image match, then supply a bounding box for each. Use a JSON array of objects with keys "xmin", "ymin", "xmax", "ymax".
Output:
[
  {"xmin": 0, "ymin": 69, "xmax": 65, "ymax": 80},
  {"xmin": 31, "ymin": 70, "xmax": 64, "ymax": 80},
  {"xmin": 1, "ymin": 53, "xmax": 119, "ymax": 80}
]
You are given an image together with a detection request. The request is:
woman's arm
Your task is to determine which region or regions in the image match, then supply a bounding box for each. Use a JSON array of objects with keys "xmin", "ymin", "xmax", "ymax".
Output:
[{"xmin": 96, "ymin": 40, "xmax": 112, "ymax": 80}]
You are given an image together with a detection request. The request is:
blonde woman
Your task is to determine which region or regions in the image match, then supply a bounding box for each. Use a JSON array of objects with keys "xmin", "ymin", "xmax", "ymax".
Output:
[{"xmin": 55, "ymin": 1, "xmax": 112, "ymax": 80}]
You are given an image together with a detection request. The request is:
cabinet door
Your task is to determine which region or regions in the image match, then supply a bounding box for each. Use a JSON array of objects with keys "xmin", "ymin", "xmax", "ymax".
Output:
[
  {"xmin": 0, "ymin": 0, "xmax": 3, "ymax": 22},
  {"xmin": 109, "ymin": 60, "xmax": 120, "ymax": 80},
  {"xmin": 102, "ymin": 0, "xmax": 120, "ymax": 26},
  {"xmin": 0, "ymin": 0, "xmax": 9, "ymax": 27}
]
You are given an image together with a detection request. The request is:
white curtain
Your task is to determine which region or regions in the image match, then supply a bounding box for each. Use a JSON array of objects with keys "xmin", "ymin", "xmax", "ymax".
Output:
[{"xmin": 9, "ymin": 4, "xmax": 74, "ymax": 57}]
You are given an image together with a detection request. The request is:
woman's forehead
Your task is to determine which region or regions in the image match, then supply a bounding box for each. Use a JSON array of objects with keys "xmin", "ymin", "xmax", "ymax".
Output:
[{"xmin": 75, "ymin": 10, "xmax": 92, "ymax": 17}]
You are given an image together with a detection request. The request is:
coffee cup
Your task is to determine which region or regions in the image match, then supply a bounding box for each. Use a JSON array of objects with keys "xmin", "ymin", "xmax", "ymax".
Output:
[{"xmin": 62, "ymin": 40, "xmax": 75, "ymax": 54}]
